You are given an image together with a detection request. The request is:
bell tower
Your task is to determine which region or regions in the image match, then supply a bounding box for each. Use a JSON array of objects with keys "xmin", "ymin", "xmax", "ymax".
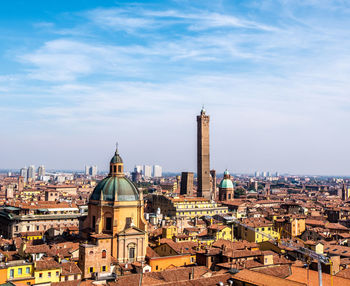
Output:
[{"xmin": 197, "ymin": 107, "xmax": 211, "ymax": 199}]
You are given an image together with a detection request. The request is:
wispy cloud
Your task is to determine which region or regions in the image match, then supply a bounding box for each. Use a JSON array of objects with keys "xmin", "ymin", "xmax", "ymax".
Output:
[{"xmin": 2, "ymin": 1, "xmax": 350, "ymax": 173}]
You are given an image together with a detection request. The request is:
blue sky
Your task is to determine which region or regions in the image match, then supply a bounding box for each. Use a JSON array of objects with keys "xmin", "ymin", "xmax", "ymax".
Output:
[{"xmin": 1, "ymin": 0, "xmax": 350, "ymax": 175}]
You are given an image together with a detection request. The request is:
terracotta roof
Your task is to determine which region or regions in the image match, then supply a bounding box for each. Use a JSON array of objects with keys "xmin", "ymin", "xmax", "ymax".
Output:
[
  {"xmin": 287, "ymin": 266, "xmax": 349, "ymax": 286},
  {"xmin": 109, "ymin": 266, "xmax": 211, "ymax": 285},
  {"xmin": 26, "ymin": 244, "xmax": 51, "ymax": 254},
  {"xmin": 35, "ymin": 259, "xmax": 61, "ymax": 271},
  {"xmin": 233, "ymin": 269, "xmax": 305, "ymax": 286},
  {"xmin": 52, "ymin": 280, "xmax": 81, "ymax": 286},
  {"xmin": 336, "ymin": 267, "xmax": 350, "ymax": 279},
  {"xmin": 146, "ymin": 247, "xmax": 160, "ymax": 258},
  {"xmin": 212, "ymin": 239, "xmax": 258, "ymax": 250},
  {"xmin": 60, "ymin": 262, "xmax": 82, "ymax": 275},
  {"xmin": 252, "ymin": 265, "xmax": 291, "ymax": 278}
]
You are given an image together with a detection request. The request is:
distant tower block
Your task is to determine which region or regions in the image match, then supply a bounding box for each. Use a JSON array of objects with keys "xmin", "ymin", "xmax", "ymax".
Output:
[
  {"xmin": 180, "ymin": 172, "xmax": 194, "ymax": 196},
  {"xmin": 197, "ymin": 107, "xmax": 211, "ymax": 199}
]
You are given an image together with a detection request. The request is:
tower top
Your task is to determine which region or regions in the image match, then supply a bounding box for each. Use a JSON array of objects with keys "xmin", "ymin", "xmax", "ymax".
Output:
[{"xmin": 200, "ymin": 106, "xmax": 206, "ymax": 115}]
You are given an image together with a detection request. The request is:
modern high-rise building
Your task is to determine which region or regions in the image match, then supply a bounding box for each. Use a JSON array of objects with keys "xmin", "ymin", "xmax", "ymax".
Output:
[
  {"xmin": 180, "ymin": 172, "xmax": 194, "ymax": 196},
  {"xmin": 38, "ymin": 165, "xmax": 45, "ymax": 178},
  {"xmin": 255, "ymin": 171, "xmax": 260, "ymax": 177},
  {"xmin": 20, "ymin": 167, "xmax": 28, "ymax": 182},
  {"xmin": 89, "ymin": 165, "xmax": 97, "ymax": 177},
  {"xmin": 153, "ymin": 165, "xmax": 162, "ymax": 177},
  {"xmin": 143, "ymin": 165, "xmax": 152, "ymax": 178},
  {"xmin": 135, "ymin": 165, "xmax": 143, "ymax": 173},
  {"xmin": 85, "ymin": 165, "xmax": 90, "ymax": 176},
  {"xmin": 197, "ymin": 107, "xmax": 211, "ymax": 199},
  {"xmin": 27, "ymin": 165, "xmax": 35, "ymax": 180}
]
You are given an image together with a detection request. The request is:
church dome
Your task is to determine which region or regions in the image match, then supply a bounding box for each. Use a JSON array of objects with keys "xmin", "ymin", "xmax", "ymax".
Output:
[
  {"xmin": 90, "ymin": 176, "xmax": 139, "ymax": 202},
  {"xmin": 89, "ymin": 146, "xmax": 140, "ymax": 202},
  {"xmin": 219, "ymin": 169, "xmax": 234, "ymax": 189},
  {"xmin": 219, "ymin": 178, "xmax": 234, "ymax": 189}
]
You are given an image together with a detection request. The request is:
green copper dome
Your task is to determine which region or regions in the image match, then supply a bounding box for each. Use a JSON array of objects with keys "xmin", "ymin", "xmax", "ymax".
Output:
[
  {"xmin": 219, "ymin": 178, "xmax": 234, "ymax": 189},
  {"xmin": 90, "ymin": 176, "xmax": 139, "ymax": 202}
]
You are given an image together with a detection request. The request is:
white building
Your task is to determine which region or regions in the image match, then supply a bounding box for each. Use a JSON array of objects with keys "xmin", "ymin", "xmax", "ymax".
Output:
[
  {"xmin": 85, "ymin": 165, "xmax": 90, "ymax": 176},
  {"xmin": 153, "ymin": 165, "xmax": 162, "ymax": 177},
  {"xmin": 38, "ymin": 165, "xmax": 45, "ymax": 178},
  {"xmin": 27, "ymin": 165, "xmax": 35, "ymax": 180},
  {"xmin": 143, "ymin": 165, "xmax": 152, "ymax": 178},
  {"xmin": 135, "ymin": 165, "xmax": 143, "ymax": 173},
  {"xmin": 89, "ymin": 165, "xmax": 97, "ymax": 177},
  {"xmin": 20, "ymin": 167, "xmax": 28, "ymax": 182}
]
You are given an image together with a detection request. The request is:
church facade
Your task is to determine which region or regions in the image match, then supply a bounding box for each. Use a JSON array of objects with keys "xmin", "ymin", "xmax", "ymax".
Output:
[{"xmin": 82, "ymin": 147, "xmax": 148, "ymax": 265}]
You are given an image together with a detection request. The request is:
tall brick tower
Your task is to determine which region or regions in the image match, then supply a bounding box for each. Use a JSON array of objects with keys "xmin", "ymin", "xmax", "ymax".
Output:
[{"xmin": 197, "ymin": 107, "xmax": 211, "ymax": 199}]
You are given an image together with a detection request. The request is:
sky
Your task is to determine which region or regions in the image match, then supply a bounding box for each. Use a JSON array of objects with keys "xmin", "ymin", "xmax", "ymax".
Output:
[{"xmin": 1, "ymin": 0, "xmax": 350, "ymax": 175}]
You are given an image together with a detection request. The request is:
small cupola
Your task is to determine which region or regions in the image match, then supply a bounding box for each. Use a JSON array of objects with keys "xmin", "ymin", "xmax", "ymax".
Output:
[{"xmin": 109, "ymin": 145, "xmax": 124, "ymax": 177}]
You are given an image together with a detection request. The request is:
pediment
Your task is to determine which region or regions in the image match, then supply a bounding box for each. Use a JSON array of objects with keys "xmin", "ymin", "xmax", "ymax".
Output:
[{"xmin": 118, "ymin": 226, "xmax": 146, "ymax": 236}]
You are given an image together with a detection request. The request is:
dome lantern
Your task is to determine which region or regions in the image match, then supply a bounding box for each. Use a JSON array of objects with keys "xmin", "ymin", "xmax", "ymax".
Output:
[{"xmin": 109, "ymin": 144, "xmax": 124, "ymax": 177}]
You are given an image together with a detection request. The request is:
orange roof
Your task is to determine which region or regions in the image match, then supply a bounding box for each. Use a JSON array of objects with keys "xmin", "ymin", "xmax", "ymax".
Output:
[
  {"xmin": 287, "ymin": 266, "xmax": 349, "ymax": 286},
  {"xmin": 232, "ymin": 269, "xmax": 306, "ymax": 286}
]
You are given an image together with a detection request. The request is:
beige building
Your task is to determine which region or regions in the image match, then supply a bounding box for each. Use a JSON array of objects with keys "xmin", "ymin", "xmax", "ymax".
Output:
[
  {"xmin": 152, "ymin": 194, "xmax": 228, "ymax": 218},
  {"xmin": 0, "ymin": 201, "xmax": 82, "ymax": 238},
  {"xmin": 83, "ymin": 147, "xmax": 148, "ymax": 265}
]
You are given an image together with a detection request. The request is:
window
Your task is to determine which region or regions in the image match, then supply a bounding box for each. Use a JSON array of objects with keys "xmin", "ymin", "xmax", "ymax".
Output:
[
  {"xmin": 56, "ymin": 271, "xmax": 59, "ymax": 277},
  {"xmin": 262, "ymin": 228, "xmax": 265, "ymax": 231},
  {"xmin": 102, "ymin": 266, "xmax": 106, "ymax": 272},
  {"xmin": 92, "ymin": 216, "xmax": 96, "ymax": 231},
  {"xmin": 26, "ymin": 267, "xmax": 30, "ymax": 274},
  {"xmin": 129, "ymin": 247, "xmax": 135, "ymax": 260},
  {"xmin": 156, "ymin": 265, "xmax": 158, "ymax": 270},
  {"xmin": 18, "ymin": 268, "xmax": 22, "ymax": 275},
  {"xmin": 118, "ymin": 165, "xmax": 122, "ymax": 172},
  {"xmin": 106, "ymin": 217, "xmax": 112, "ymax": 231},
  {"xmin": 39, "ymin": 273, "xmax": 43, "ymax": 278},
  {"xmin": 89, "ymin": 267, "xmax": 94, "ymax": 273},
  {"xmin": 102, "ymin": 250, "xmax": 107, "ymax": 258},
  {"xmin": 36, "ymin": 226, "xmax": 39, "ymax": 231},
  {"xmin": 27, "ymin": 226, "xmax": 30, "ymax": 231},
  {"xmin": 10, "ymin": 269, "xmax": 14, "ymax": 278},
  {"xmin": 48, "ymin": 272, "xmax": 51, "ymax": 277}
]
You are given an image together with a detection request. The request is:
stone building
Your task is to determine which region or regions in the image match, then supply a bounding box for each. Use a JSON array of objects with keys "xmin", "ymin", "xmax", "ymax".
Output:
[
  {"xmin": 197, "ymin": 107, "xmax": 211, "ymax": 199},
  {"xmin": 0, "ymin": 201, "xmax": 82, "ymax": 238},
  {"xmin": 180, "ymin": 172, "xmax": 194, "ymax": 196},
  {"xmin": 79, "ymin": 234, "xmax": 112, "ymax": 279},
  {"xmin": 83, "ymin": 147, "xmax": 148, "ymax": 264}
]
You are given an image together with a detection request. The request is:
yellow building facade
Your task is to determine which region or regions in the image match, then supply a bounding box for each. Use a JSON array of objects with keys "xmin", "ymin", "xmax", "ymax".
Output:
[{"xmin": 7, "ymin": 262, "xmax": 34, "ymax": 285}]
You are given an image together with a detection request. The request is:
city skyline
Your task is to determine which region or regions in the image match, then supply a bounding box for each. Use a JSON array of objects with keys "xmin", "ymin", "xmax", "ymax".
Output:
[{"xmin": 2, "ymin": 1, "xmax": 350, "ymax": 175}]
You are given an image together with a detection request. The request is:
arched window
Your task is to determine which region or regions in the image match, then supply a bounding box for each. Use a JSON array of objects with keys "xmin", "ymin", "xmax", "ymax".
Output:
[
  {"xmin": 118, "ymin": 165, "xmax": 122, "ymax": 172},
  {"xmin": 102, "ymin": 250, "xmax": 107, "ymax": 258},
  {"xmin": 127, "ymin": 243, "xmax": 136, "ymax": 262}
]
